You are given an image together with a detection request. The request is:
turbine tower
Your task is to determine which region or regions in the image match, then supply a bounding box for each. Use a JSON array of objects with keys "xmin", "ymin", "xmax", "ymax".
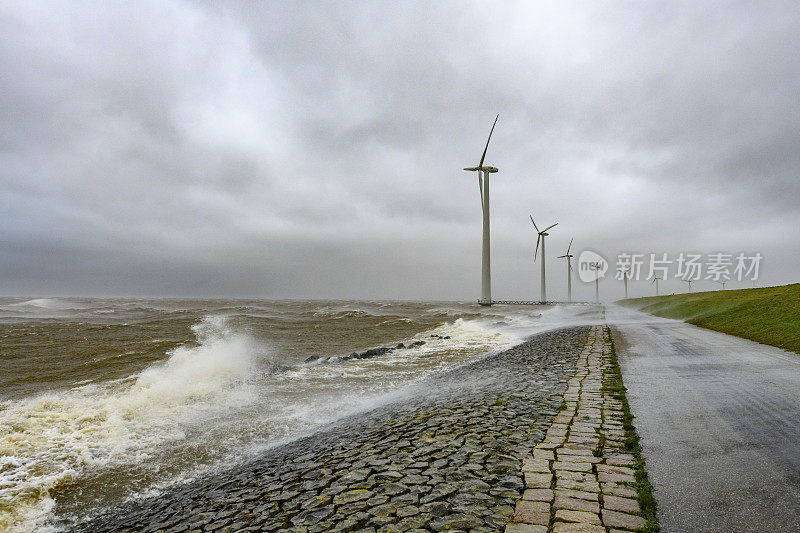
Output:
[
  {"xmin": 464, "ymin": 115, "xmax": 499, "ymax": 306},
  {"xmin": 530, "ymin": 215, "xmax": 557, "ymax": 303},
  {"xmin": 651, "ymin": 276, "xmax": 662, "ymax": 296},
  {"xmin": 592, "ymin": 262, "xmax": 601, "ymax": 302},
  {"xmin": 621, "ymin": 267, "xmax": 631, "ymax": 299},
  {"xmin": 557, "ymin": 238, "xmax": 574, "ymax": 303}
]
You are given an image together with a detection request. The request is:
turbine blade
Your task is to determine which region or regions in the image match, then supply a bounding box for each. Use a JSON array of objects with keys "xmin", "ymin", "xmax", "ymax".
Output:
[
  {"xmin": 544, "ymin": 222, "xmax": 558, "ymax": 232},
  {"xmin": 557, "ymin": 254, "xmax": 566, "ymax": 258},
  {"xmin": 478, "ymin": 173, "xmax": 484, "ymax": 208},
  {"xmin": 534, "ymin": 234, "xmax": 541, "ymax": 260},
  {"xmin": 529, "ymin": 215, "xmax": 539, "ymax": 232},
  {"xmin": 567, "ymin": 237, "xmax": 573, "ymax": 255},
  {"xmin": 478, "ymin": 114, "xmax": 499, "ymax": 168}
]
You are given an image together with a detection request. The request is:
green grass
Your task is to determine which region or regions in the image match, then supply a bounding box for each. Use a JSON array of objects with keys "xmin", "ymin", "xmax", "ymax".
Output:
[
  {"xmin": 602, "ymin": 326, "xmax": 659, "ymax": 533},
  {"xmin": 618, "ymin": 283, "xmax": 800, "ymax": 354}
]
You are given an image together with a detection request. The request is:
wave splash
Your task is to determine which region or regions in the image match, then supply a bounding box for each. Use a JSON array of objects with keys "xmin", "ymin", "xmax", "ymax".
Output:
[{"xmin": 0, "ymin": 315, "xmax": 258, "ymax": 532}]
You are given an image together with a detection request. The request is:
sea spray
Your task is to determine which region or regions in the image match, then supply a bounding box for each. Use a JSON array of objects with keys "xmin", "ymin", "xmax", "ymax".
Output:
[
  {"xmin": 0, "ymin": 315, "xmax": 259, "ymax": 532},
  {"xmin": 0, "ymin": 299, "xmax": 590, "ymax": 531}
]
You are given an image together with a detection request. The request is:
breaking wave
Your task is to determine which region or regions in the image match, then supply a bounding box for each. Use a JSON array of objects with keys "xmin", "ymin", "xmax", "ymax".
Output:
[{"xmin": 0, "ymin": 316, "xmax": 258, "ymax": 532}]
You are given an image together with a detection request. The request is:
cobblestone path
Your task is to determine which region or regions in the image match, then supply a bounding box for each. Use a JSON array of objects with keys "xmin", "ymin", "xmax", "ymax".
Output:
[
  {"xmin": 506, "ymin": 326, "xmax": 648, "ymax": 533},
  {"xmin": 74, "ymin": 327, "xmax": 589, "ymax": 532}
]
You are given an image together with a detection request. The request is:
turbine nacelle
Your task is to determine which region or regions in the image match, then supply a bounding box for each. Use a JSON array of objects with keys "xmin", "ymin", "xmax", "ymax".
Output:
[
  {"xmin": 464, "ymin": 114, "xmax": 500, "ymax": 176},
  {"xmin": 557, "ymin": 237, "xmax": 574, "ymax": 259},
  {"xmin": 530, "ymin": 215, "xmax": 558, "ymax": 260}
]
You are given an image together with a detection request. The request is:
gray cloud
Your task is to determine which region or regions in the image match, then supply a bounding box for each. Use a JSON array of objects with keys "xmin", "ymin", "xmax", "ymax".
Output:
[{"xmin": 1, "ymin": 0, "xmax": 798, "ymax": 300}]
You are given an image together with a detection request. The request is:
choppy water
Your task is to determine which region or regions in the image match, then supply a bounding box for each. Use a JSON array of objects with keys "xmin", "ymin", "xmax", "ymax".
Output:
[{"xmin": 0, "ymin": 298, "xmax": 594, "ymax": 532}]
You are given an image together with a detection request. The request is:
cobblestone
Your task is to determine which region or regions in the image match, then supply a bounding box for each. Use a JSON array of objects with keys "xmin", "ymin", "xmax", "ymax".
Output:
[
  {"xmin": 74, "ymin": 328, "xmax": 588, "ymax": 532},
  {"xmin": 505, "ymin": 325, "xmax": 649, "ymax": 533}
]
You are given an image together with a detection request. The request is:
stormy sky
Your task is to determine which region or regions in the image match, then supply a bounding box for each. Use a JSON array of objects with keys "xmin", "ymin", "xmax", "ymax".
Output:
[{"xmin": 1, "ymin": 1, "xmax": 799, "ymax": 301}]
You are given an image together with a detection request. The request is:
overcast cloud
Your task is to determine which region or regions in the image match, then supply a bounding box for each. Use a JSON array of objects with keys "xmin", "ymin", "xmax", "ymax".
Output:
[{"xmin": 1, "ymin": 0, "xmax": 799, "ymax": 300}]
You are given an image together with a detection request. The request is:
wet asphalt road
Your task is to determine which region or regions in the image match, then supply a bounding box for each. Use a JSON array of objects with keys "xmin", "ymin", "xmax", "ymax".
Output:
[{"xmin": 611, "ymin": 308, "xmax": 800, "ymax": 532}]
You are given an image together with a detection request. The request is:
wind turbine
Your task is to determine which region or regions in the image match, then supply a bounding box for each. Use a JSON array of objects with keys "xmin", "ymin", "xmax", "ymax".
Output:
[
  {"xmin": 557, "ymin": 238, "xmax": 574, "ymax": 303},
  {"xmin": 592, "ymin": 262, "xmax": 601, "ymax": 302},
  {"xmin": 463, "ymin": 115, "xmax": 499, "ymax": 306},
  {"xmin": 716, "ymin": 280, "xmax": 728, "ymax": 290},
  {"xmin": 651, "ymin": 276, "xmax": 663, "ymax": 296},
  {"xmin": 682, "ymin": 279, "xmax": 693, "ymax": 292},
  {"xmin": 530, "ymin": 215, "xmax": 558, "ymax": 303},
  {"xmin": 621, "ymin": 267, "xmax": 631, "ymax": 299}
]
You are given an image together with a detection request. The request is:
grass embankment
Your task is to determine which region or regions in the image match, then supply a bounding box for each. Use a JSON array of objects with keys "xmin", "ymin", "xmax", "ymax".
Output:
[{"xmin": 618, "ymin": 283, "xmax": 800, "ymax": 354}]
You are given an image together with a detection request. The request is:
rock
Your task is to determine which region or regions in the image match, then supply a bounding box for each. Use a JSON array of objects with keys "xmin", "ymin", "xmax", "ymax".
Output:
[
  {"xmin": 505, "ymin": 524, "xmax": 548, "ymax": 533},
  {"xmin": 429, "ymin": 513, "xmax": 483, "ymax": 531},
  {"xmin": 394, "ymin": 512, "xmax": 432, "ymax": 530},
  {"xmin": 354, "ymin": 347, "xmax": 392, "ymax": 359},
  {"xmin": 366, "ymin": 495, "xmax": 389, "ymax": 506},
  {"xmin": 400, "ymin": 474, "xmax": 428, "ymax": 485},
  {"xmin": 333, "ymin": 489, "xmax": 374, "ymax": 505},
  {"xmin": 341, "ymin": 468, "xmax": 372, "ymax": 483},
  {"xmin": 373, "ymin": 470, "xmax": 403, "ymax": 483},
  {"xmin": 551, "ymin": 523, "xmax": 605, "ymax": 532},
  {"xmin": 498, "ymin": 474, "xmax": 524, "ymax": 490},
  {"xmin": 366, "ymin": 516, "xmax": 396, "ymax": 528},
  {"xmin": 396, "ymin": 505, "xmax": 420, "ymax": 517},
  {"xmin": 371, "ymin": 504, "xmax": 397, "ymax": 517},
  {"xmin": 601, "ymin": 509, "xmax": 645, "ymax": 530},
  {"xmin": 462, "ymin": 479, "xmax": 491, "ymax": 492},
  {"xmin": 491, "ymin": 462, "xmax": 518, "ymax": 475},
  {"xmin": 420, "ymin": 501, "xmax": 452, "ymax": 517},
  {"xmin": 553, "ymin": 495, "xmax": 600, "ymax": 514},
  {"xmin": 601, "ymin": 495, "xmax": 640, "ymax": 514},
  {"xmin": 291, "ymin": 506, "xmax": 334, "ymax": 525},
  {"xmin": 513, "ymin": 500, "xmax": 550, "ymax": 525},
  {"xmin": 379, "ymin": 482, "xmax": 409, "ymax": 496},
  {"xmin": 554, "ymin": 509, "xmax": 601, "ymax": 525}
]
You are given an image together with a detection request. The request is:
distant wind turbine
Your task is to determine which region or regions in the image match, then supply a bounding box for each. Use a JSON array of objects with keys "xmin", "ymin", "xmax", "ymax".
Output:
[
  {"xmin": 530, "ymin": 215, "xmax": 558, "ymax": 302},
  {"xmin": 557, "ymin": 238, "xmax": 574, "ymax": 303},
  {"xmin": 463, "ymin": 115, "xmax": 499, "ymax": 306},
  {"xmin": 592, "ymin": 262, "xmax": 601, "ymax": 302},
  {"xmin": 651, "ymin": 276, "xmax": 663, "ymax": 296},
  {"xmin": 682, "ymin": 279, "xmax": 693, "ymax": 292},
  {"xmin": 621, "ymin": 267, "xmax": 631, "ymax": 299},
  {"xmin": 716, "ymin": 280, "xmax": 728, "ymax": 290}
]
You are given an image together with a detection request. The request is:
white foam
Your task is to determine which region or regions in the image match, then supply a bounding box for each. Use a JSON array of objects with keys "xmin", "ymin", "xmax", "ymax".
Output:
[{"xmin": 0, "ymin": 315, "xmax": 258, "ymax": 532}]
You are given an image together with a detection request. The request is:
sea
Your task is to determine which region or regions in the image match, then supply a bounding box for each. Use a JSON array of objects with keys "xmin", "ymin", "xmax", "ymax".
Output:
[{"xmin": 0, "ymin": 297, "xmax": 594, "ymax": 532}]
